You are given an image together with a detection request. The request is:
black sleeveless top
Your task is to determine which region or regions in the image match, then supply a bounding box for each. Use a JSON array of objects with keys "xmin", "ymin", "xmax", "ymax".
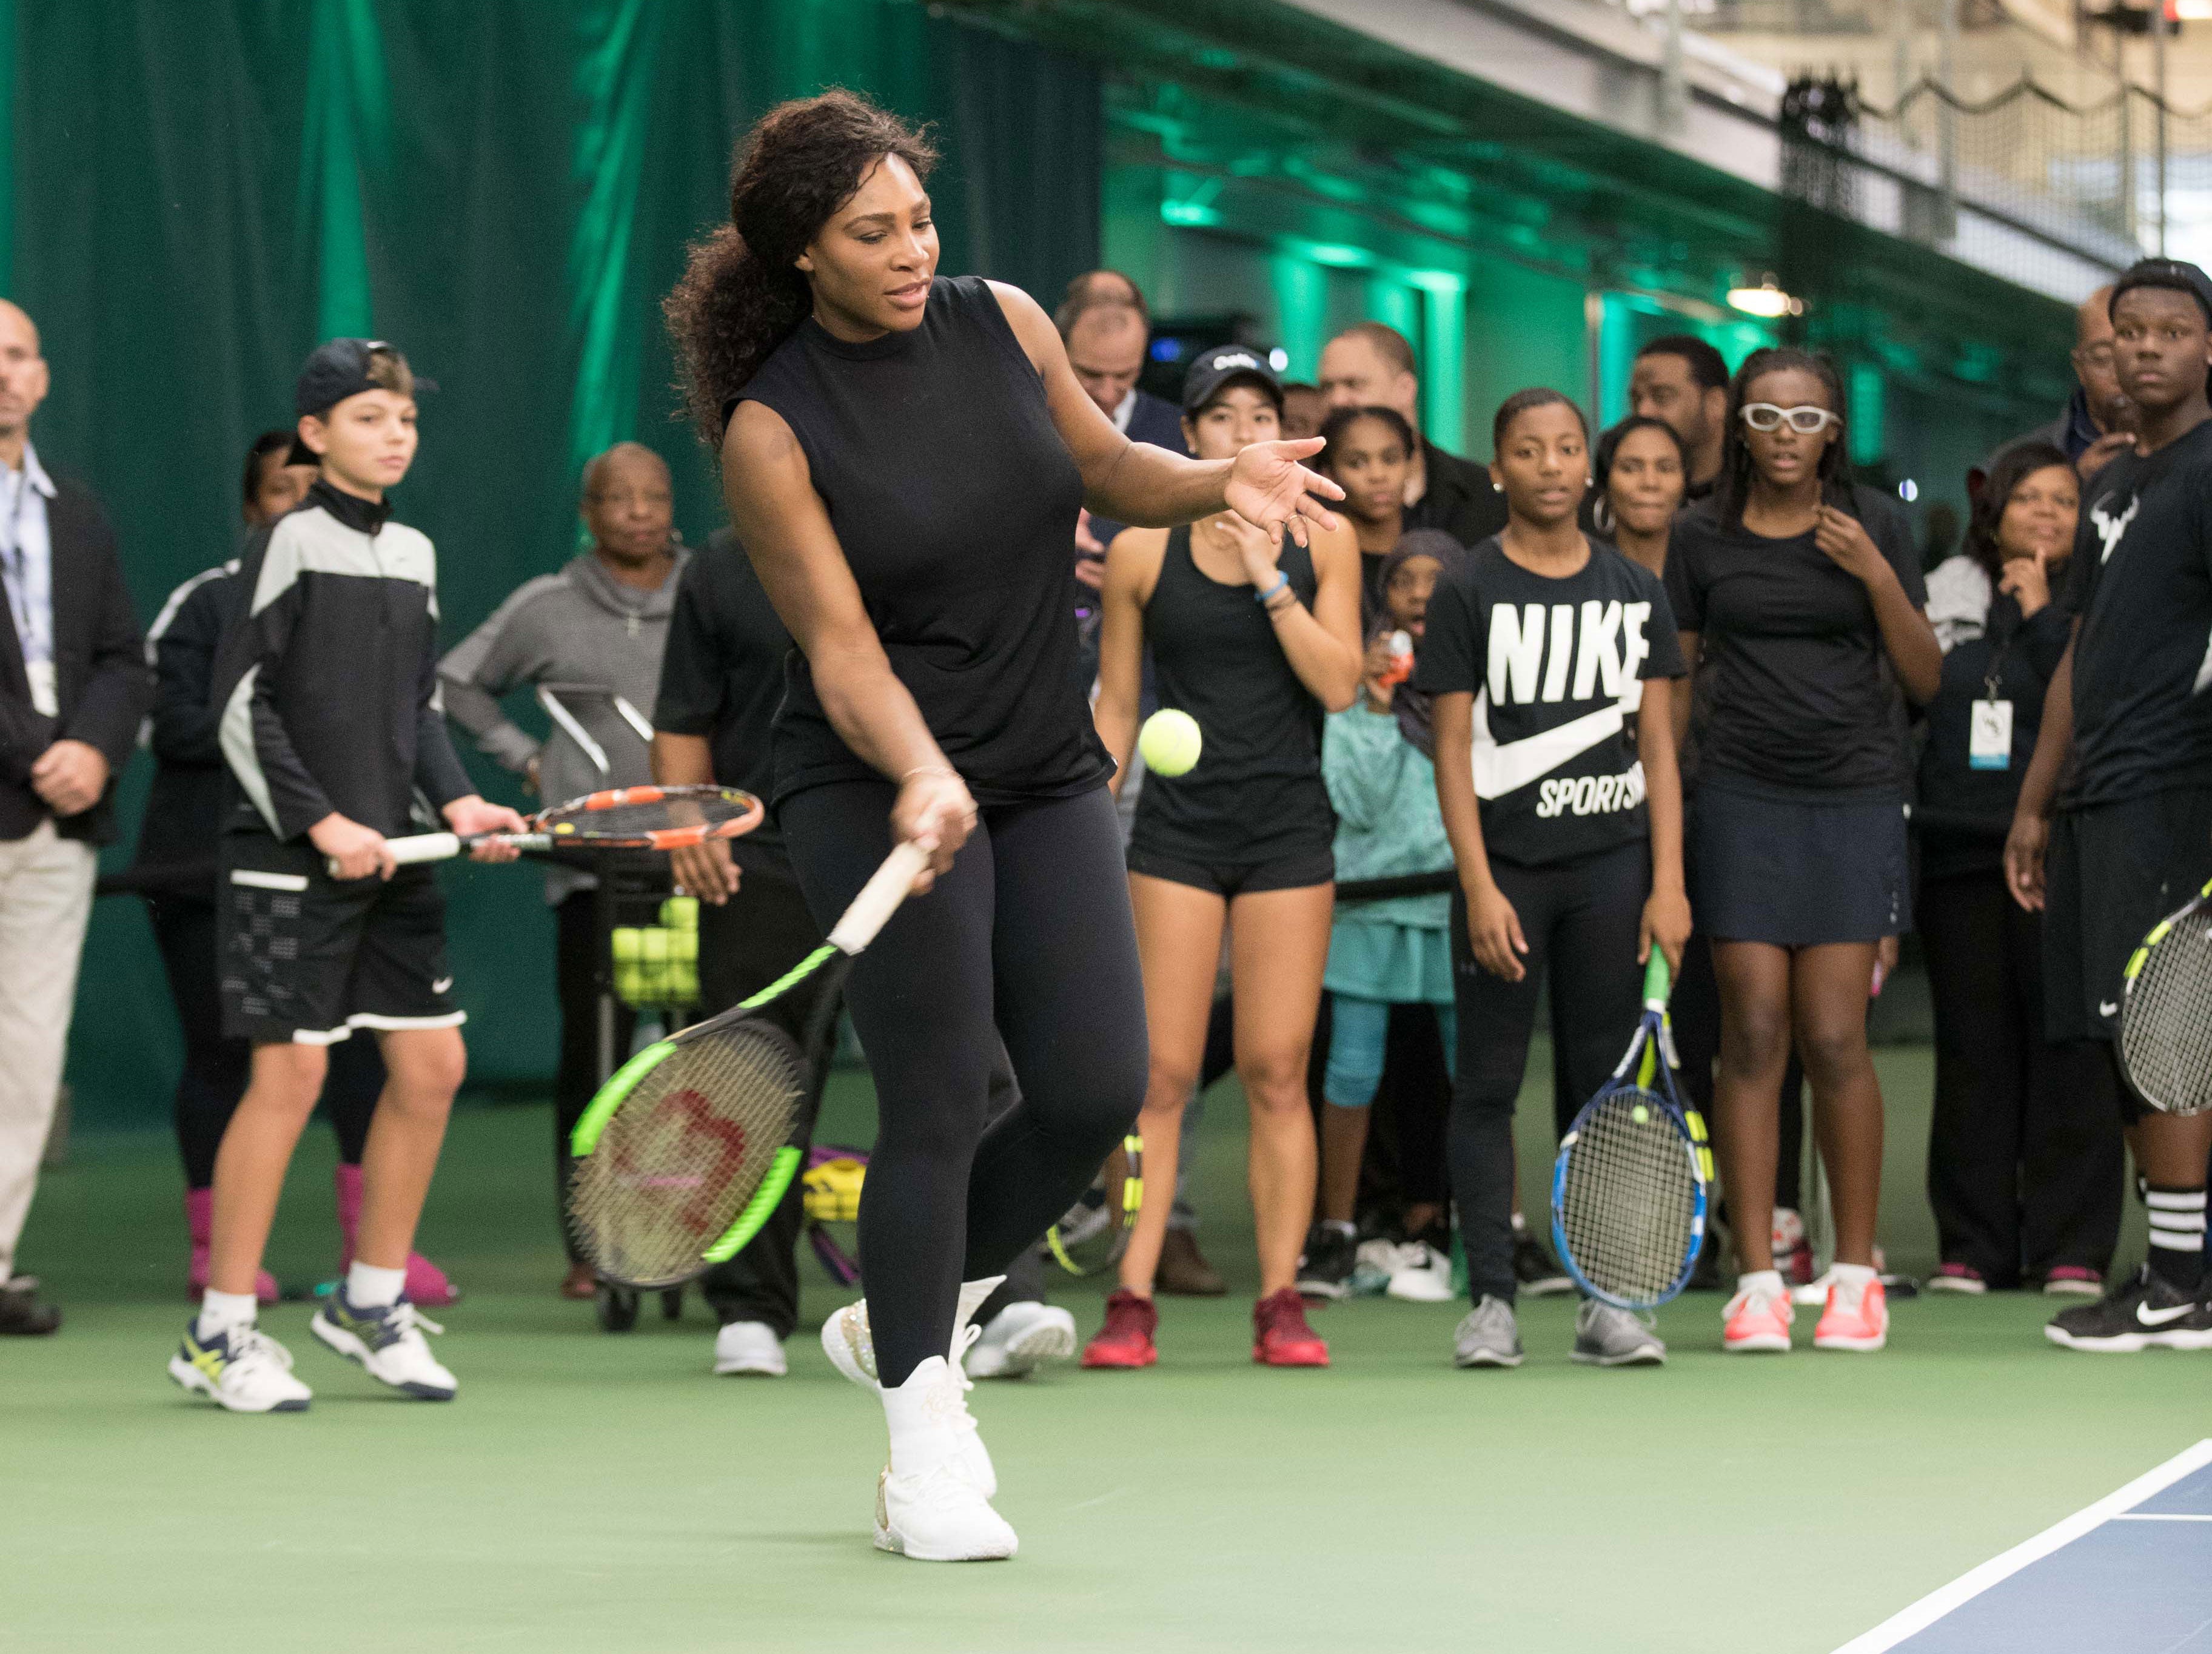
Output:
[
  {"xmin": 736, "ymin": 275, "xmax": 1113, "ymax": 807},
  {"xmin": 1130, "ymin": 525, "xmax": 1333, "ymax": 863}
]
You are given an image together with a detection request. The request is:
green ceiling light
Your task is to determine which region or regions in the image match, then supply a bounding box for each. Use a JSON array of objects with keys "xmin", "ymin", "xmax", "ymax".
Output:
[
  {"xmin": 1727, "ymin": 274, "xmax": 1805, "ymax": 318},
  {"xmin": 1161, "ymin": 198, "xmax": 1222, "ymax": 227},
  {"xmin": 1300, "ymin": 241, "xmax": 1374, "ymax": 268}
]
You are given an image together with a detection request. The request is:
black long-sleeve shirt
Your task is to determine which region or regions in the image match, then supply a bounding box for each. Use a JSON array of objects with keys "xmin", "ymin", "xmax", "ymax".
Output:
[
  {"xmin": 128, "ymin": 559, "xmax": 241, "ymax": 896},
  {"xmin": 210, "ymin": 480, "xmax": 473, "ymax": 841}
]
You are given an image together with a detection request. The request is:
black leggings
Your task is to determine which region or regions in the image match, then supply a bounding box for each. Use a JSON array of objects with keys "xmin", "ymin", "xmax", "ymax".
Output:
[
  {"xmin": 780, "ymin": 781, "xmax": 1147, "ymax": 1386},
  {"xmin": 146, "ymin": 893, "xmax": 384, "ymax": 1188},
  {"xmin": 1448, "ymin": 841, "xmax": 1649, "ymax": 1303}
]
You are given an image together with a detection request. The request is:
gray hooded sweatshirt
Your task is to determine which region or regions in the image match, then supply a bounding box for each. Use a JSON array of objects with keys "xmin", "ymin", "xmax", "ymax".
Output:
[{"xmin": 439, "ymin": 546, "xmax": 689, "ymax": 901}]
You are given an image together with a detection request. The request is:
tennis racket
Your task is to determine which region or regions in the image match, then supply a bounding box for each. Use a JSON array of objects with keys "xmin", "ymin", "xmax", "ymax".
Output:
[
  {"xmin": 2119, "ymin": 876, "xmax": 2212, "ymax": 1116},
  {"xmin": 803, "ymin": 1146, "xmax": 868, "ymax": 1285},
  {"xmin": 1550, "ymin": 952, "xmax": 1714, "ymax": 1311},
  {"xmin": 1045, "ymin": 1135, "xmax": 1144, "ymax": 1275},
  {"xmin": 331, "ymin": 784, "xmax": 764, "ymax": 873},
  {"xmin": 567, "ymin": 839, "xmax": 931, "ymax": 1289}
]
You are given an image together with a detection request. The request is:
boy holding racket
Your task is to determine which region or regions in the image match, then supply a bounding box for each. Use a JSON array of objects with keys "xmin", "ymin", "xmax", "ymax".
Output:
[
  {"xmin": 2007, "ymin": 262, "xmax": 2212, "ymax": 1353},
  {"xmin": 170, "ymin": 340, "xmax": 524, "ymax": 1412}
]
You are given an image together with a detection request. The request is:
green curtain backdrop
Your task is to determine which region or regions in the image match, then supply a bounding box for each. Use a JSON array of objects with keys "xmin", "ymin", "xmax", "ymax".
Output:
[{"xmin": 6, "ymin": 0, "xmax": 1100, "ymax": 1127}]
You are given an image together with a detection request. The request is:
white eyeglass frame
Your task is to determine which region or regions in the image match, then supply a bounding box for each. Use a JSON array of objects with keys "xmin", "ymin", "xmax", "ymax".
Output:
[{"xmin": 1740, "ymin": 402, "xmax": 1840, "ymax": 435}]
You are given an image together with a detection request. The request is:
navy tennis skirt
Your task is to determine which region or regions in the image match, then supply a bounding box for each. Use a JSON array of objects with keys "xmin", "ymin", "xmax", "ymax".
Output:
[{"xmin": 1689, "ymin": 776, "xmax": 1911, "ymax": 947}]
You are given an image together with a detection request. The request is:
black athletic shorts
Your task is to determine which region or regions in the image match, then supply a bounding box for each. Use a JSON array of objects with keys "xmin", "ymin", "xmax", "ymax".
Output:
[
  {"xmin": 219, "ymin": 831, "xmax": 463, "ymax": 1046},
  {"xmin": 1124, "ymin": 841, "xmax": 1334, "ymax": 899},
  {"xmin": 2043, "ymin": 787, "xmax": 2212, "ymax": 1053}
]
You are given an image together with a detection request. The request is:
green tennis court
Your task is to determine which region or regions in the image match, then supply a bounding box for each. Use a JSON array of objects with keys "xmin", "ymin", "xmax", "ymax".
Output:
[{"xmin": 7, "ymin": 1048, "xmax": 2200, "ymax": 1653}]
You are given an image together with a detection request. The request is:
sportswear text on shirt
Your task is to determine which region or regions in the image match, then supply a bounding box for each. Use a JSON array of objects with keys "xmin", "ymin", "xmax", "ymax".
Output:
[{"xmin": 1414, "ymin": 538, "xmax": 1683, "ymax": 868}]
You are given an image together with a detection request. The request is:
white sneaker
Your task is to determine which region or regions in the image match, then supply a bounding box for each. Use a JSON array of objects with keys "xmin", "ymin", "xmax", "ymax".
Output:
[
  {"xmin": 169, "ymin": 1321, "xmax": 313, "ymax": 1413},
  {"xmin": 310, "ymin": 1291, "xmax": 457, "ymax": 1400},
  {"xmin": 966, "ymin": 1302, "xmax": 1076, "ymax": 1379},
  {"xmin": 1384, "ymin": 1241, "xmax": 1455, "ymax": 1303},
  {"xmin": 819, "ymin": 1278, "xmax": 1003, "ymax": 1495},
  {"xmin": 874, "ymin": 1356, "xmax": 1017, "ymax": 1562},
  {"xmin": 712, "ymin": 1320, "xmax": 786, "ymax": 1376}
]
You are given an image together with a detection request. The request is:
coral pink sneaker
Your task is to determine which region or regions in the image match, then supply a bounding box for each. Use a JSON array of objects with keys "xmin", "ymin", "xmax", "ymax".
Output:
[
  {"xmin": 1722, "ymin": 1273, "xmax": 1794, "ymax": 1353},
  {"xmin": 1814, "ymin": 1270, "xmax": 1888, "ymax": 1352},
  {"xmin": 333, "ymin": 1165, "xmax": 460, "ymax": 1308},
  {"xmin": 185, "ymin": 1188, "xmax": 277, "ymax": 1305}
]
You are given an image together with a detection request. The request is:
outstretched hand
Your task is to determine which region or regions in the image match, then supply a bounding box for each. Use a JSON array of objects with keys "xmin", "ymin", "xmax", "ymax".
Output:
[{"xmin": 1222, "ymin": 438, "xmax": 1343, "ymax": 548}]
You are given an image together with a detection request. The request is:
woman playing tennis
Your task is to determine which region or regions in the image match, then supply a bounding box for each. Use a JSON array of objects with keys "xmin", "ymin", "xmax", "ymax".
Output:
[{"xmin": 666, "ymin": 92, "xmax": 1340, "ymax": 1561}]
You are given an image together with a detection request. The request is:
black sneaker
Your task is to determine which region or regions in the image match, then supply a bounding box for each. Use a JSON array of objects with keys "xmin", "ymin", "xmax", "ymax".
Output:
[
  {"xmin": 1296, "ymin": 1224, "xmax": 1358, "ymax": 1300},
  {"xmin": 2045, "ymin": 1265, "xmax": 2212, "ymax": 1353},
  {"xmin": 1512, "ymin": 1229, "xmax": 1574, "ymax": 1298},
  {"xmin": 0, "ymin": 1277, "xmax": 59, "ymax": 1336}
]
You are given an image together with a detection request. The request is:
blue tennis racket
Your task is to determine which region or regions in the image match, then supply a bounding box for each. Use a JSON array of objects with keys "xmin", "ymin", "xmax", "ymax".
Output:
[{"xmin": 1550, "ymin": 952, "xmax": 1713, "ymax": 1311}]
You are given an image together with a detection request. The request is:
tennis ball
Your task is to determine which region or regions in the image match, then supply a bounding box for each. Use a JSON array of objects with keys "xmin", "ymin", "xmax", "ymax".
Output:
[
  {"xmin": 1632, "ymin": 1104, "xmax": 1651, "ymax": 1125},
  {"xmin": 660, "ymin": 895, "xmax": 698, "ymax": 930},
  {"xmin": 610, "ymin": 927, "xmax": 642, "ymax": 962},
  {"xmin": 669, "ymin": 927, "xmax": 697, "ymax": 963},
  {"xmin": 638, "ymin": 927, "xmax": 669, "ymax": 963},
  {"xmin": 1139, "ymin": 708, "xmax": 1202, "ymax": 778}
]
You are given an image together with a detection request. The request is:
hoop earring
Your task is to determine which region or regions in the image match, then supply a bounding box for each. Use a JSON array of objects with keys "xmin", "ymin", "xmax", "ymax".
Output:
[{"xmin": 1592, "ymin": 495, "xmax": 1615, "ymax": 534}]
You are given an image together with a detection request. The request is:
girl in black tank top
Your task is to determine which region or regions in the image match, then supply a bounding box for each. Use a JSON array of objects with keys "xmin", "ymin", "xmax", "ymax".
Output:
[
  {"xmin": 669, "ymin": 92, "xmax": 1347, "ymax": 1561},
  {"xmin": 1088, "ymin": 348, "xmax": 1362, "ymax": 1370}
]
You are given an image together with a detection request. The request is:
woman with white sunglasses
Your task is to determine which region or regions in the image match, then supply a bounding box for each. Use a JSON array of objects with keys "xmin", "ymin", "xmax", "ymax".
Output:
[{"xmin": 1663, "ymin": 348, "xmax": 1941, "ymax": 1356}]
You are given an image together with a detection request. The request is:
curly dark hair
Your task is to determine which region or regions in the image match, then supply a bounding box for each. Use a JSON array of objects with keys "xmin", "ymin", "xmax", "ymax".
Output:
[
  {"xmin": 665, "ymin": 90, "xmax": 939, "ymax": 447},
  {"xmin": 1966, "ymin": 440, "xmax": 2074, "ymax": 582},
  {"xmin": 1315, "ymin": 404, "xmax": 1414, "ymax": 477},
  {"xmin": 1717, "ymin": 346, "xmax": 1852, "ymax": 527}
]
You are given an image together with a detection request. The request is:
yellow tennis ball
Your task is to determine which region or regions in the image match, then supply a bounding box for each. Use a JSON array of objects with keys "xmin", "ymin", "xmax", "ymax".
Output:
[
  {"xmin": 660, "ymin": 895, "xmax": 699, "ymax": 932},
  {"xmin": 1139, "ymin": 708, "xmax": 1202, "ymax": 778},
  {"xmin": 610, "ymin": 927, "xmax": 642, "ymax": 962},
  {"xmin": 1632, "ymin": 1104, "xmax": 1650, "ymax": 1125},
  {"xmin": 638, "ymin": 927, "xmax": 669, "ymax": 963}
]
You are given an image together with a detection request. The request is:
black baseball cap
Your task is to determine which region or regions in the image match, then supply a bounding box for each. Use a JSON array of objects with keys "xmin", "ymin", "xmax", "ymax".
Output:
[
  {"xmin": 1180, "ymin": 344, "xmax": 1283, "ymax": 414},
  {"xmin": 2109, "ymin": 258, "xmax": 2212, "ymax": 326},
  {"xmin": 286, "ymin": 338, "xmax": 437, "ymax": 463}
]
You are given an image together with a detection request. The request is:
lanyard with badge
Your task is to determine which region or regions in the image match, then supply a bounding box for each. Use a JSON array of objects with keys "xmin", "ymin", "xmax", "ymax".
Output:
[
  {"xmin": 0, "ymin": 466, "xmax": 52, "ymax": 716},
  {"xmin": 1967, "ymin": 615, "xmax": 2016, "ymax": 772}
]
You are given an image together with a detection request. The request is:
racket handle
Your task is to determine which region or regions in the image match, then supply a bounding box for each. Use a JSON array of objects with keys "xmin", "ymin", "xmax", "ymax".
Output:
[
  {"xmin": 1642, "ymin": 950, "xmax": 1672, "ymax": 1010},
  {"xmin": 325, "ymin": 832, "xmax": 461, "ymax": 876},
  {"xmin": 828, "ymin": 840, "xmax": 932, "ymax": 955}
]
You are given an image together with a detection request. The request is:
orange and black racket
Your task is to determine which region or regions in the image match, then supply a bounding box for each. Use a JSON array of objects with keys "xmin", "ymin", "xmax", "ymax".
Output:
[{"xmin": 326, "ymin": 784, "xmax": 764, "ymax": 874}]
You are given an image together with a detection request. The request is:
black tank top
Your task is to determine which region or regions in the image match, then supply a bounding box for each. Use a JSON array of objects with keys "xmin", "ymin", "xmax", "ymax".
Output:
[
  {"xmin": 737, "ymin": 275, "xmax": 1113, "ymax": 807},
  {"xmin": 1130, "ymin": 525, "xmax": 1333, "ymax": 863}
]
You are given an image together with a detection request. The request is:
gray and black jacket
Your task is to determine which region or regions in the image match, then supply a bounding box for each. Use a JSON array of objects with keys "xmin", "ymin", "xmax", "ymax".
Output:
[
  {"xmin": 437, "ymin": 545, "xmax": 688, "ymax": 901},
  {"xmin": 213, "ymin": 480, "xmax": 474, "ymax": 842}
]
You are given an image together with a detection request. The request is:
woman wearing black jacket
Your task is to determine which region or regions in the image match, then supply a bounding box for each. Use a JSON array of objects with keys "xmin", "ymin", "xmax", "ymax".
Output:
[{"xmin": 1917, "ymin": 441, "xmax": 2121, "ymax": 1294}]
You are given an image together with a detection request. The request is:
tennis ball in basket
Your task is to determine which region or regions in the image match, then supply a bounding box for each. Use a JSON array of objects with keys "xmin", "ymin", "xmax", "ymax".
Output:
[
  {"xmin": 660, "ymin": 895, "xmax": 697, "ymax": 930},
  {"xmin": 1139, "ymin": 708, "xmax": 1202, "ymax": 778},
  {"xmin": 611, "ymin": 926, "xmax": 642, "ymax": 962},
  {"xmin": 669, "ymin": 927, "xmax": 697, "ymax": 963},
  {"xmin": 1632, "ymin": 1104, "xmax": 1650, "ymax": 1125},
  {"xmin": 638, "ymin": 927, "xmax": 669, "ymax": 963}
]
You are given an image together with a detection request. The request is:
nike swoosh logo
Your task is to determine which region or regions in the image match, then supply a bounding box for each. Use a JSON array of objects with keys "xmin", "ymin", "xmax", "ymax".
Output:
[
  {"xmin": 2099, "ymin": 1001, "xmax": 2120, "ymax": 1017},
  {"xmin": 431, "ymin": 977, "xmax": 454, "ymax": 995},
  {"xmin": 2137, "ymin": 1300, "xmax": 2194, "ymax": 1326}
]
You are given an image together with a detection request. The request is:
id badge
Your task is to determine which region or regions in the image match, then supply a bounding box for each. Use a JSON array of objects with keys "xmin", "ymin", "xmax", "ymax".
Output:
[{"xmin": 1968, "ymin": 698, "xmax": 2013, "ymax": 771}]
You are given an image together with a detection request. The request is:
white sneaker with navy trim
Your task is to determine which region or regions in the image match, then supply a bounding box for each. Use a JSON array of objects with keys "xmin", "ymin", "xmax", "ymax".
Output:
[{"xmin": 310, "ymin": 1289, "xmax": 457, "ymax": 1399}]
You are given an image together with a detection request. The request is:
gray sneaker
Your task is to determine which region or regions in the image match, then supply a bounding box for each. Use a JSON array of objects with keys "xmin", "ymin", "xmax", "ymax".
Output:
[
  {"xmin": 1572, "ymin": 1299, "xmax": 1666, "ymax": 1367},
  {"xmin": 1452, "ymin": 1296, "xmax": 1524, "ymax": 1368}
]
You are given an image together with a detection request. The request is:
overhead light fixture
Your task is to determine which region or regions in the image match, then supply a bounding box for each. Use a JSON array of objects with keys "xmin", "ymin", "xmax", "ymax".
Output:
[{"xmin": 1726, "ymin": 275, "xmax": 1805, "ymax": 318}]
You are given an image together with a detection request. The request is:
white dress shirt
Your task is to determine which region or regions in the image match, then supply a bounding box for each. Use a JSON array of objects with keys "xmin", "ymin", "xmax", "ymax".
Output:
[{"xmin": 0, "ymin": 442, "xmax": 58, "ymax": 715}]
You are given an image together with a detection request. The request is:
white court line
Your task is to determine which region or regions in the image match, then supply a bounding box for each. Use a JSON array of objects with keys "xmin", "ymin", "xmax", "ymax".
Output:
[
  {"xmin": 2111, "ymin": 1513, "xmax": 2212, "ymax": 1522},
  {"xmin": 1834, "ymin": 1439, "xmax": 2212, "ymax": 1654}
]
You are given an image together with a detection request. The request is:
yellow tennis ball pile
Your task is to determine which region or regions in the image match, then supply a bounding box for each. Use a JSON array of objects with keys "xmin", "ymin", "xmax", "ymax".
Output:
[
  {"xmin": 612, "ymin": 895, "xmax": 699, "ymax": 1009},
  {"xmin": 1139, "ymin": 708, "xmax": 1202, "ymax": 778}
]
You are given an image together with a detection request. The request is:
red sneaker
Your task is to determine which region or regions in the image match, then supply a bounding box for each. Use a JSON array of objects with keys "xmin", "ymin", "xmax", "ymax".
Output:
[
  {"xmin": 1814, "ymin": 1271, "xmax": 1888, "ymax": 1352},
  {"xmin": 1252, "ymin": 1288, "xmax": 1330, "ymax": 1367},
  {"xmin": 1081, "ymin": 1289, "xmax": 1158, "ymax": 1368}
]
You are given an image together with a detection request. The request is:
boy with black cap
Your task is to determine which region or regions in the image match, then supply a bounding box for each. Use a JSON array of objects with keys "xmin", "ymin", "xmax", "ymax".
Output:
[
  {"xmin": 170, "ymin": 340, "xmax": 526, "ymax": 1411},
  {"xmin": 2007, "ymin": 260, "xmax": 2212, "ymax": 1351}
]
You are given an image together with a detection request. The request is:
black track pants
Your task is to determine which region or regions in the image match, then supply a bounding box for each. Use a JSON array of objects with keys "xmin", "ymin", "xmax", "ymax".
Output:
[{"xmin": 780, "ymin": 781, "xmax": 1147, "ymax": 1386}]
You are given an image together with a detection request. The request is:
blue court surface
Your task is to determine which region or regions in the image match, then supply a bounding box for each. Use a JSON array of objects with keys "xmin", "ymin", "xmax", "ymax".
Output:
[{"xmin": 1839, "ymin": 1439, "xmax": 2212, "ymax": 1652}]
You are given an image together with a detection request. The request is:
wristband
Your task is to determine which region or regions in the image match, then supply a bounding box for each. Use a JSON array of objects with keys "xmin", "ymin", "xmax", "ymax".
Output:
[{"xmin": 1254, "ymin": 572, "xmax": 1289, "ymax": 606}]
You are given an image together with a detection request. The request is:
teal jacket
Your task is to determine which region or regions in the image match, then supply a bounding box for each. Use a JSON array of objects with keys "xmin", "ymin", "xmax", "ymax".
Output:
[{"xmin": 1322, "ymin": 702, "xmax": 1453, "ymax": 932}]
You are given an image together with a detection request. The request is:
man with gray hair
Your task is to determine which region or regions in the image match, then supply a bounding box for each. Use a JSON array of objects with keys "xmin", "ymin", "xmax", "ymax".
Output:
[
  {"xmin": 0, "ymin": 300, "xmax": 152, "ymax": 1334},
  {"xmin": 438, "ymin": 440, "xmax": 688, "ymax": 1299}
]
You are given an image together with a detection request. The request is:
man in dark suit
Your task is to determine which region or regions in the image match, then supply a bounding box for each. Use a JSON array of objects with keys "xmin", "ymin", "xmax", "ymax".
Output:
[
  {"xmin": 0, "ymin": 300, "xmax": 151, "ymax": 1334},
  {"xmin": 1057, "ymin": 273, "xmax": 1188, "ymax": 573},
  {"xmin": 1319, "ymin": 321, "xmax": 1506, "ymax": 549}
]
